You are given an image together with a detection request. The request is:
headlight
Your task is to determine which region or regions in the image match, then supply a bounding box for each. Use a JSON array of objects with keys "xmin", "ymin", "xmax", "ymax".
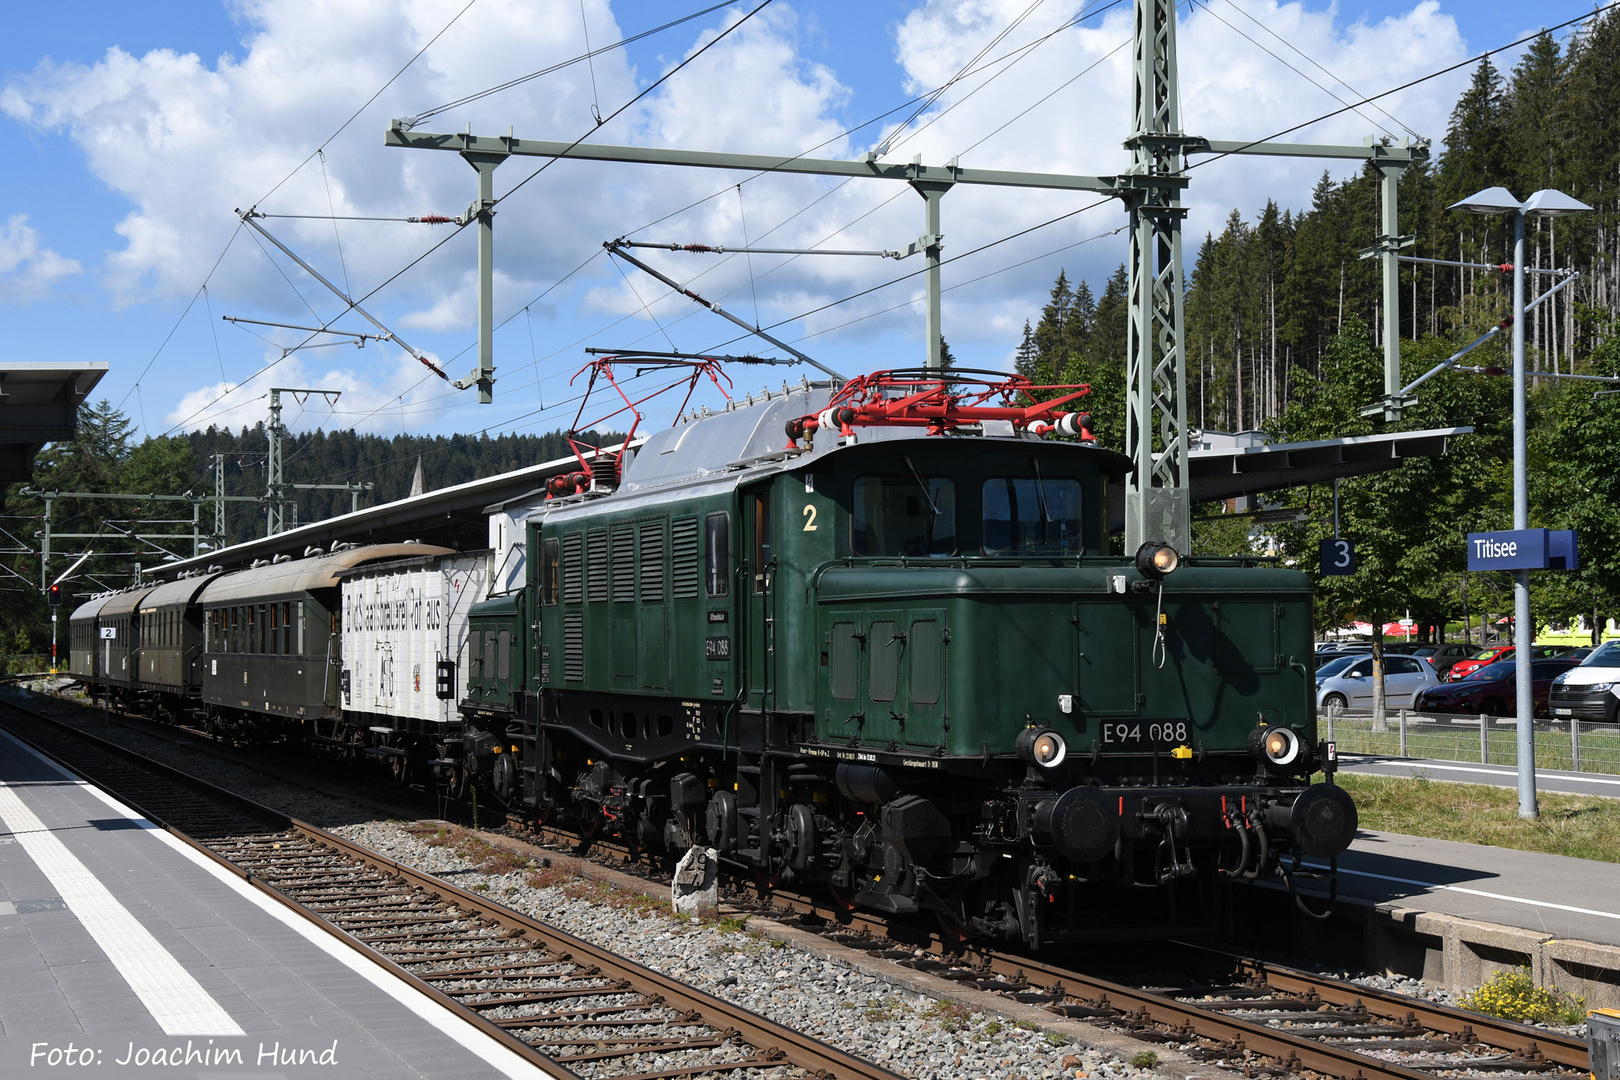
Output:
[
  {"xmin": 1251, "ymin": 725, "xmax": 1301, "ymax": 767},
  {"xmin": 1134, "ymin": 542, "xmax": 1180, "ymax": 579},
  {"xmin": 1590, "ymin": 682, "xmax": 1614, "ymax": 693},
  {"xmin": 1016, "ymin": 726, "xmax": 1068, "ymax": 769}
]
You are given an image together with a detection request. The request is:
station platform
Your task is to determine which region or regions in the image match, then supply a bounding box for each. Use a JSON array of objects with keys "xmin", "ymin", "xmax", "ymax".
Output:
[
  {"xmin": 0, "ymin": 728, "xmax": 549, "ymax": 1079},
  {"xmin": 1341, "ymin": 752, "xmax": 1620, "ymax": 801},
  {"xmin": 1267, "ymin": 757, "xmax": 1620, "ymax": 1007}
]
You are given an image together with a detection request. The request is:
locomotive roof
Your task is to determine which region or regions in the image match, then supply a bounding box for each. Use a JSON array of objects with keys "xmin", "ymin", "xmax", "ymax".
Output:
[
  {"xmin": 525, "ymin": 377, "xmax": 1130, "ymax": 525},
  {"xmin": 139, "ymin": 572, "xmax": 222, "ymax": 612},
  {"xmin": 200, "ymin": 543, "xmax": 455, "ymax": 604}
]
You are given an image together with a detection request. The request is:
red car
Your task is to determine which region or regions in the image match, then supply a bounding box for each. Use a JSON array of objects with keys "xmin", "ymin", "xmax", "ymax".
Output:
[
  {"xmin": 1445, "ymin": 645, "xmax": 1514, "ymax": 682},
  {"xmin": 1443, "ymin": 645, "xmax": 1565, "ymax": 682},
  {"xmin": 1418, "ymin": 659, "xmax": 1579, "ymax": 716}
]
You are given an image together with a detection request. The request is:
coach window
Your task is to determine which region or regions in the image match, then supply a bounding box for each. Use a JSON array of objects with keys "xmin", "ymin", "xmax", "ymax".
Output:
[
  {"xmin": 704, "ymin": 513, "xmax": 730, "ymax": 598},
  {"xmin": 982, "ymin": 475, "xmax": 1083, "ymax": 556},
  {"xmin": 542, "ymin": 538, "xmax": 560, "ymax": 606},
  {"xmin": 851, "ymin": 473, "xmax": 956, "ymax": 557}
]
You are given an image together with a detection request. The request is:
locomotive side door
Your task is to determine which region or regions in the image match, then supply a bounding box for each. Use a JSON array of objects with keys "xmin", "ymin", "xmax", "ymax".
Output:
[{"xmin": 743, "ymin": 485, "xmax": 775, "ymax": 710}]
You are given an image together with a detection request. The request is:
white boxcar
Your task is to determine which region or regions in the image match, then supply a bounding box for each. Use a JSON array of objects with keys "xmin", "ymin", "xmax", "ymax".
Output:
[{"xmin": 340, "ymin": 550, "xmax": 488, "ymax": 728}]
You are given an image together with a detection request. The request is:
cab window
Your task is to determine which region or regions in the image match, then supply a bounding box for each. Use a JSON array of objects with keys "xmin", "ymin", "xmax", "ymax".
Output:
[
  {"xmin": 704, "ymin": 513, "xmax": 730, "ymax": 598},
  {"xmin": 851, "ymin": 474, "xmax": 956, "ymax": 557},
  {"xmin": 982, "ymin": 476, "xmax": 1083, "ymax": 555}
]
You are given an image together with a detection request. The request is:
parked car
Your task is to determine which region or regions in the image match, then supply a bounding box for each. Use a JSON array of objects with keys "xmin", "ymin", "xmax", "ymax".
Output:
[
  {"xmin": 1317, "ymin": 654, "xmax": 1441, "ymax": 711},
  {"xmin": 1410, "ymin": 643, "xmax": 1473, "ymax": 675},
  {"xmin": 1548, "ymin": 641, "xmax": 1620, "ymax": 723},
  {"xmin": 1552, "ymin": 645, "xmax": 1595, "ymax": 662},
  {"xmin": 1444, "ymin": 645, "xmax": 1515, "ymax": 682},
  {"xmin": 1418, "ymin": 659, "xmax": 1579, "ymax": 716},
  {"xmin": 1315, "ymin": 654, "xmax": 1363, "ymax": 680},
  {"xmin": 1444, "ymin": 644, "xmax": 1565, "ymax": 682}
]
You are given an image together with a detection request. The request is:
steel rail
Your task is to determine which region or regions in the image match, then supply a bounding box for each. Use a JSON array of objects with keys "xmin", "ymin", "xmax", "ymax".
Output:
[
  {"xmin": 19, "ymin": 688, "xmax": 1592, "ymax": 1080},
  {"xmin": 0, "ymin": 691, "xmax": 902, "ymax": 1080}
]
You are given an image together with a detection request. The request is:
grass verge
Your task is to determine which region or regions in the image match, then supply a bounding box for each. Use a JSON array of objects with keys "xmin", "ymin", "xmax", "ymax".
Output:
[{"xmin": 1336, "ymin": 773, "xmax": 1620, "ymax": 863}]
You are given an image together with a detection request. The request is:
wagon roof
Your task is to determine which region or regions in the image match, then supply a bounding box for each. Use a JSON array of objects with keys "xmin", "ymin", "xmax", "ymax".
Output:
[
  {"xmin": 200, "ymin": 543, "xmax": 455, "ymax": 605},
  {"xmin": 99, "ymin": 586, "xmax": 160, "ymax": 618},
  {"xmin": 139, "ymin": 573, "xmax": 222, "ymax": 611},
  {"xmin": 68, "ymin": 592, "xmax": 118, "ymax": 622}
]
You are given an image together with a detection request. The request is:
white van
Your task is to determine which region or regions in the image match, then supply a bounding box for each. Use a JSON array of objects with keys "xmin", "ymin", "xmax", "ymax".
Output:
[{"xmin": 1548, "ymin": 641, "xmax": 1620, "ymax": 723}]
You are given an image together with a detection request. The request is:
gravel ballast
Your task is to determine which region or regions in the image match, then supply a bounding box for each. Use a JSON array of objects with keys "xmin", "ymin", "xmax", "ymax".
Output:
[{"xmin": 333, "ymin": 819, "xmax": 1171, "ymax": 1080}]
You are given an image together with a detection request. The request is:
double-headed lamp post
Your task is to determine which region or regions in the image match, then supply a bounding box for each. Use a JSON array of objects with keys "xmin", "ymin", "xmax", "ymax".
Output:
[{"xmin": 1447, "ymin": 186, "xmax": 1592, "ymax": 820}]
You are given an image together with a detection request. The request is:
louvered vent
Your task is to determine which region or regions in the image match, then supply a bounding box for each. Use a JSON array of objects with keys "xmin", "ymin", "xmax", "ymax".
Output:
[
  {"xmin": 562, "ymin": 534, "xmax": 583, "ymax": 604},
  {"xmin": 587, "ymin": 530, "xmax": 609, "ymax": 603},
  {"xmin": 564, "ymin": 612, "xmax": 584, "ymax": 681},
  {"xmin": 671, "ymin": 518, "xmax": 699, "ymax": 599},
  {"xmin": 639, "ymin": 522, "xmax": 665, "ymax": 600},
  {"xmin": 611, "ymin": 527, "xmax": 636, "ymax": 602}
]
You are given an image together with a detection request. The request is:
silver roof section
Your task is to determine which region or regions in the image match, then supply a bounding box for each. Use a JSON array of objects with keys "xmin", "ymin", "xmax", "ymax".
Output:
[
  {"xmin": 199, "ymin": 543, "xmax": 454, "ymax": 605},
  {"xmin": 153, "ymin": 443, "xmax": 630, "ymax": 580}
]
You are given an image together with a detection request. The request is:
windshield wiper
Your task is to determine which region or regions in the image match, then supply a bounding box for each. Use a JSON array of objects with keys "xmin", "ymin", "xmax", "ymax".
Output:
[{"xmin": 1032, "ymin": 457, "xmax": 1051, "ymax": 523}]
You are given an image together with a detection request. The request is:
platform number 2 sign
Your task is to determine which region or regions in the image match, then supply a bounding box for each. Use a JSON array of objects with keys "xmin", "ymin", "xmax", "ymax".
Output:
[{"xmin": 1319, "ymin": 537, "xmax": 1357, "ymax": 576}]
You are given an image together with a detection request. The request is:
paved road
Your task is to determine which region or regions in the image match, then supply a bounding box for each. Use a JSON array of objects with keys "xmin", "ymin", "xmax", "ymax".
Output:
[{"xmin": 1340, "ymin": 753, "xmax": 1620, "ymax": 799}]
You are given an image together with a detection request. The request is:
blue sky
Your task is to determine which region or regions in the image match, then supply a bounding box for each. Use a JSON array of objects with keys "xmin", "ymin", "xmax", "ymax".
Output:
[{"xmin": 0, "ymin": 0, "xmax": 1602, "ymax": 446}]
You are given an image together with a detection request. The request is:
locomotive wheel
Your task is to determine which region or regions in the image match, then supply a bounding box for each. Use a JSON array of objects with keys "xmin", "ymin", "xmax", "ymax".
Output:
[{"xmin": 390, "ymin": 752, "xmax": 412, "ymax": 785}]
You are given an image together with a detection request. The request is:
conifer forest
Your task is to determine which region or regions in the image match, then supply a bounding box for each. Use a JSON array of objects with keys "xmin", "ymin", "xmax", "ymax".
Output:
[{"xmin": 5, "ymin": 10, "xmax": 1620, "ymax": 653}]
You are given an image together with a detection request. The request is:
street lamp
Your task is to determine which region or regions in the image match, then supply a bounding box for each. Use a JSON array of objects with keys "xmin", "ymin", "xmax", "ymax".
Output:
[{"xmin": 1448, "ymin": 185, "xmax": 1592, "ymax": 819}]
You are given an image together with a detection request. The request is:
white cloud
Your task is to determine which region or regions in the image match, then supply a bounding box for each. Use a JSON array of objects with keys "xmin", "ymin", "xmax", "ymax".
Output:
[
  {"xmin": 7, "ymin": 0, "xmax": 1477, "ymax": 411},
  {"xmin": 164, "ymin": 346, "xmax": 457, "ymax": 434},
  {"xmin": 0, "ymin": 214, "xmax": 82, "ymax": 302}
]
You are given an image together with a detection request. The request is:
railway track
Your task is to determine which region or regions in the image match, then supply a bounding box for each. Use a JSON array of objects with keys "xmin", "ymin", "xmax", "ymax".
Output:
[
  {"xmin": 0, "ymin": 693, "xmax": 901, "ymax": 1080},
  {"xmin": 9, "ymin": 687, "xmax": 1596, "ymax": 1080},
  {"xmin": 726, "ymin": 892, "xmax": 1592, "ymax": 1080}
]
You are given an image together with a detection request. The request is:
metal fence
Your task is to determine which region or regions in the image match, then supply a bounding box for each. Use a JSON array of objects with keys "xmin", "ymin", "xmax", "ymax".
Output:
[{"xmin": 1323, "ymin": 708, "xmax": 1620, "ymax": 776}]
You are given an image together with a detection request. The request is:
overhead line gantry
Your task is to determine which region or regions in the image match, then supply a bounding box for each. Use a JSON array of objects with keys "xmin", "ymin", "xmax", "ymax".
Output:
[{"xmin": 386, "ymin": 0, "xmax": 1430, "ymax": 553}]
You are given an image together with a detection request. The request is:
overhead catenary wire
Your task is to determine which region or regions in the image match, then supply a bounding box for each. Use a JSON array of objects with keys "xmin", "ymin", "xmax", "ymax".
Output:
[
  {"xmin": 397, "ymin": 0, "xmax": 738, "ymax": 130},
  {"xmin": 1193, "ymin": 0, "xmax": 1403, "ymax": 141},
  {"xmin": 1210, "ymin": 0, "xmax": 1417, "ymax": 138},
  {"xmin": 1187, "ymin": 2, "xmax": 1620, "ymax": 173}
]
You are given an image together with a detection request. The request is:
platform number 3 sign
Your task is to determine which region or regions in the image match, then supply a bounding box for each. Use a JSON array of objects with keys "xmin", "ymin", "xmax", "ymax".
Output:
[{"xmin": 1319, "ymin": 537, "xmax": 1357, "ymax": 576}]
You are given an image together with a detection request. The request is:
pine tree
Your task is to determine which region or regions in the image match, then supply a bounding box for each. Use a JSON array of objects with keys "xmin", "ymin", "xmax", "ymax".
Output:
[{"xmin": 1013, "ymin": 320, "xmax": 1038, "ymax": 380}]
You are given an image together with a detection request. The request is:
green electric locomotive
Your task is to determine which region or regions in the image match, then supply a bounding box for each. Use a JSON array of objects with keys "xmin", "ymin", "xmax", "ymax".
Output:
[{"xmin": 460, "ymin": 371, "xmax": 1354, "ymax": 945}]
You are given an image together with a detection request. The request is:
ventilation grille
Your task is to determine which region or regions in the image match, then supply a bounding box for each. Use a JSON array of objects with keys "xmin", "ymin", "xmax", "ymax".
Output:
[
  {"xmin": 671, "ymin": 518, "xmax": 699, "ymax": 599},
  {"xmin": 587, "ymin": 530, "xmax": 609, "ymax": 603},
  {"xmin": 562, "ymin": 534, "xmax": 583, "ymax": 604},
  {"xmin": 611, "ymin": 528, "xmax": 636, "ymax": 602},
  {"xmin": 563, "ymin": 612, "xmax": 584, "ymax": 681},
  {"xmin": 639, "ymin": 522, "xmax": 666, "ymax": 600}
]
